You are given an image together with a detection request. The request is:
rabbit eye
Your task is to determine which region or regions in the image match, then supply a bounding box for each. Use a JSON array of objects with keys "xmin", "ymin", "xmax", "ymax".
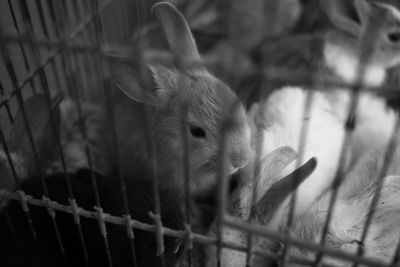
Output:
[
  {"xmin": 189, "ymin": 126, "xmax": 206, "ymax": 138},
  {"xmin": 387, "ymin": 31, "xmax": 400, "ymax": 43}
]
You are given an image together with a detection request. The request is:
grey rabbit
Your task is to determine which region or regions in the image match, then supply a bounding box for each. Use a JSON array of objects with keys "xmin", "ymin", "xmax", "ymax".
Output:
[
  {"xmin": 91, "ymin": 2, "xmax": 251, "ymax": 199},
  {"xmin": 0, "ymin": 93, "xmax": 63, "ymax": 209}
]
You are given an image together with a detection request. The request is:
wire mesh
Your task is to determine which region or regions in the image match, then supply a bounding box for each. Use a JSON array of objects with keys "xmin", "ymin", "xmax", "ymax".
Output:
[{"xmin": 1, "ymin": 0, "xmax": 400, "ymax": 267}]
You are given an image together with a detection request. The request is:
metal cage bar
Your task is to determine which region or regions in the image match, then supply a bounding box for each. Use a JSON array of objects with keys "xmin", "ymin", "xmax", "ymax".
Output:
[{"xmin": 1, "ymin": 1, "xmax": 400, "ymax": 267}]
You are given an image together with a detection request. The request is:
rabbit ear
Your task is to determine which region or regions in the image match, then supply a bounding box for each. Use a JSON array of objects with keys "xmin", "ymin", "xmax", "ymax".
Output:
[
  {"xmin": 319, "ymin": 0, "xmax": 362, "ymax": 36},
  {"xmin": 149, "ymin": 64, "xmax": 179, "ymax": 98},
  {"xmin": 7, "ymin": 93, "xmax": 63, "ymax": 175},
  {"xmin": 108, "ymin": 56, "xmax": 178, "ymax": 106},
  {"xmin": 354, "ymin": 0, "xmax": 372, "ymax": 26},
  {"xmin": 252, "ymin": 157, "xmax": 317, "ymax": 223},
  {"xmin": 259, "ymin": 146, "xmax": 298, "ymax": 185},
  {"xmin": 152, "ymin": 2, "xmax": 205, "ymax": 72}
]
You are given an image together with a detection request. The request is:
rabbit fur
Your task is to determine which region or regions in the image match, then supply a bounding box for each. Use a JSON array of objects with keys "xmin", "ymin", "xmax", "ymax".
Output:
[
  {"xmin": 51, "ymin": 98, "xmax": 105, "ymax": 174},
  {"xmin": 322, "ymin": 0, "xmax": 400, "ymax": 155},
  {"xmin": 0, "ymin": 93, "xmax": 63, "ymax": 185},
  {"xmin": 0, "ymin": 93, "xmax": 63, "ymax": 210},
  {"xmin": 272, "ymin": 142, "xmax": 400, "ymax": 266},
  {"xmin": 202, "ymin": 1, "xmax": 400, "ymax": 265},
  {"xmin": 212, "ymin": 87, "xmax": 342, "ymax": 264},
  {"xmin": 260, "ymin": 0, "xmax": 400, "ymax": 181},
  {"xmin": 264, "ymin": 0, "xmax": 400, "ymax": 87},
  {"xmin": 261, "ymin": 0, "xmax": 400, "ymax": 142},
  {"xmin": 206, "ymin": 147, "xmax": 317, "ymax": 267},
  {"xmin": 215, "ymin": 107, "xmax": 399, "ymax": 266},
  {"xmin": 213, "ymin": 86, "xmax": 398, "ymax": 266},
  {"xmin": 245, "ymin": 87, "xmax": 345, "ymax": 217},
  {"xmin": 72, "ymin": 2, "xmax": 252, "ymax": 199},
  {"xmin": 206, "ymin": 87, "xmax": 345, "ymax": 267}
]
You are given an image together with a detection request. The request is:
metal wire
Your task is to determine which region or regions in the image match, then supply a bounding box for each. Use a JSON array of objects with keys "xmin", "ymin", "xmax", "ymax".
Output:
[
  {"xmin": 1, "ymin": 21, "xmax": 67, "ymax": 261},
  {"xmin": 2, "ymin": 1, "xmax": 400, "ymax": 267},
  {"xmin": 6, "ymin": 0, "xmax": 37, "ymax": 94},
  {"xmin": 0, "ymin": 81, "xmax": 14, "ymax": 123},
  {"xmin": 133, "ymin": 0, "xmax": 167, "ymax": 265},
  {"xmin": 352, "ymin": 116, "xmax": 400, "ymax": 267},
  {"xmin": 0, "ymin": 188, "xmax": 284, "ymax": 260},
  {"xmin": 0, "ymin": 0, "xmax": 114, "ymax": 108},
  {"xmin": 215, "ymin": 119, "xmax": 232, "ymax": 267},
  {"xmin": 180, "ymin": 104, "xmax": 194, "ymax": 266},
  {"xmin": 223, "ymin": 215, "xmax": 388, "ymax": 267},
  {"xmin": 313, "ymin": 18, "xmax": 382, "ymax": 267}
]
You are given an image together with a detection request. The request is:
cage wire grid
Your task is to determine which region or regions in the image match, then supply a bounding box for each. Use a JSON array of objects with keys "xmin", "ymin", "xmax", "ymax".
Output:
[{"xmin": 0, "ymin": 0, "xmax": 400, "ymax": 266}]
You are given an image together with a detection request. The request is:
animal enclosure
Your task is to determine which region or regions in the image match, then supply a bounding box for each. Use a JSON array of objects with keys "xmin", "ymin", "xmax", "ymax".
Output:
[{"xmin": 1, "ymin": 0, "xmax": 400, "ymax": 266}]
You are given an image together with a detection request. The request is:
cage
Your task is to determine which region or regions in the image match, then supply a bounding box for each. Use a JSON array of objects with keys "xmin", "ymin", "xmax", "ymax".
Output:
[{"xmin": 1, "ymin": 0, "xmax": 400, "ymax": 266}]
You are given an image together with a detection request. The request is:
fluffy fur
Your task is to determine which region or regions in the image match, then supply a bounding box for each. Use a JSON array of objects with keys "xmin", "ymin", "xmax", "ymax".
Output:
[
  {"xmin": 57, "ymin": 3, "xmax": 251, "ymax": 198},
  {"xmin": 326, "ymin": 90, "xmax": 398, "ymax": 167},
  {"xmin": 51, "ymin": 99, "xmax": 104, "ymax": 174},
  {"xmin": 207, "ymin": 0, "xmax": 400, "ymax": 265},
  {"xmin": 214, "ymin": 86, "xmax": 344, "ymax": 266},
  {"xmin": 88, "ymin": 3, "xmax": 252, "ymax": 198},
  {"xmin": 245, "ymin": 87, "xmax": 344, "ymax": 217},
  {"xmin": 280, "ymin": 143, "xmax": 400, "ymax": 266},
  {"xmin": 320, "ymin": 0, "xmax": 400, "ymax": 149},
  {"xmin": 261, "ymin": 0, "xmax": 400, "ymax": 152}
]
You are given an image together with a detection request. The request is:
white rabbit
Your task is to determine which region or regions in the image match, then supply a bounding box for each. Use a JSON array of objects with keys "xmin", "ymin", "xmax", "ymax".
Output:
[
  {"xmin": 261, "ymin": 0, "xmax": 400, "ymax": 164},
  {"xmin": 206, "ymin": 147, "xmax": 317, "ymax": 267},
  {"xmin": 208, "ymin": 144, "xmax": 400, "ymax": 266},
  {"xmin": 210, "ymin": 86, "xmax": 345, "ymax": 266},
  {"xmin": 88, "ymin": 2, "xmax": 252, "ymax": 199},
  {"xmin": 270, "ymin": 141, "xmax": 400, "ymax": 266},
  {"xmin": 263, "ymin": 0, "xmax": 400, "ymax": 88},
  {"xmin": 205, "ymin": 1, "xmax": 400, "ymax": 265},
  {"xmin": 319, "ymin": 0, "xmax": 400, "ymax": 86},
  {"xmin": 245, "ymin": 87, "xmax": 345, "ymax": 217}
]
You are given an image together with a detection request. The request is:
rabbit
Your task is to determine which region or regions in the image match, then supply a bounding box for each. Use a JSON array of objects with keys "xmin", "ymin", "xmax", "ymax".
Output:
[
  {"xmin": 0, "ymin": 93, "xmax": 63, "ymax": 190},
  {"xmin": 262, "ymin": 0, "xmax": 400, "ymax": 89},
  {"xmin": 245, "ymin": 87, "xmax": 345, "ymax": 218},
  {"xmin": 204, "ymin": 147, "xmax": 317, "ymax": 267},
  {"xmin": 216, "ymin": 141, "xmax": 400, "ymax": 266},
  {"xmin": 52, "ymin": 98, "xmax": 105, "ymax": 174},
  {"xmin": 259, "ymin": 0, "xmax": 400, "ymax": 167},
  {"xmin": 0, "ymin": 93, "xmax": 64, "ymax": 211},
  {"xmin": 205, "ymin": 87, "xmax": 345, "ymax": 266},
  {"xmin": 91, "ymin": 2, "xmax": 251, "ymax": 199},
  {"xmin": 209, "ymin": 87, "xmax": 342, "ymax": 266},
  {"xmin": 204, "ymin": 1, "xmax": 400, "ymax": 265},
  {"xmin": 262, "ymin": 142, "xmax": 400, "ymax": 266}
]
